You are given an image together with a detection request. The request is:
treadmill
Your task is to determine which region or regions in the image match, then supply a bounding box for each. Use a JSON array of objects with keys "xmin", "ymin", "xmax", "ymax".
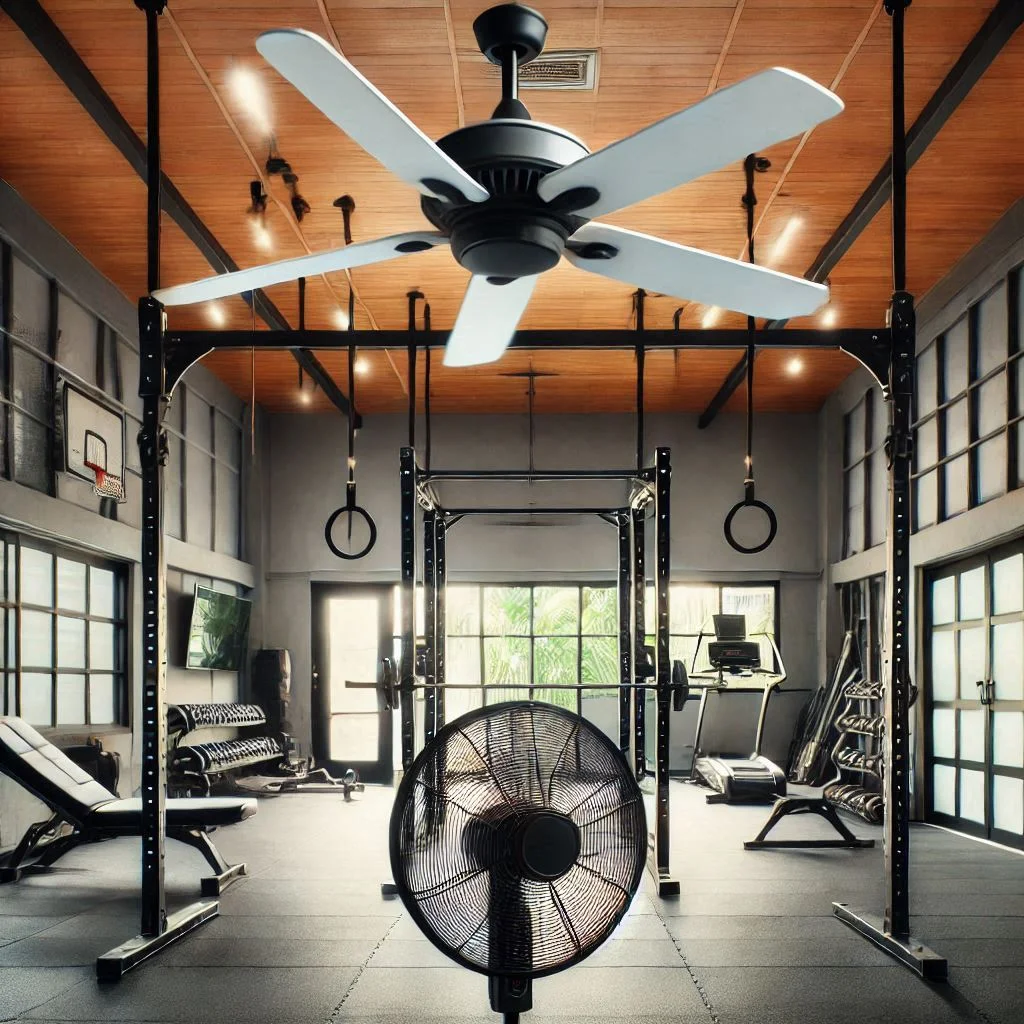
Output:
[{"xmin": 689, "ymin": 614, "xmax": 788, "ymax": 804}]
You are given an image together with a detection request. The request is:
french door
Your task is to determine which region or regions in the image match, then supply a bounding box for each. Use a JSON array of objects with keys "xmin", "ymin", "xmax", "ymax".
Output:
[
  {"xmin": 311, "ymin": 584, "xmax": 394, "ymax": 784},
  {"xmin": 925, "ymin": 540, "xmax": 1024, "ymax": 849}
]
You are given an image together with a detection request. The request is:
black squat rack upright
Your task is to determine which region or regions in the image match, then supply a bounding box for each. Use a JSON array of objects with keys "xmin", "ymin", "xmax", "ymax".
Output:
[{"xmin": 103, "ymin": 0, "xmax": 943, "ymax": 985}]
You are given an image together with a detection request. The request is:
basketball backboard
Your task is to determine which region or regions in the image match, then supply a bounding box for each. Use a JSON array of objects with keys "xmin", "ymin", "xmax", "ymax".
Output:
[{"xmin": 61, "ymin": 380, "xmax": 126, "ymax": 501}]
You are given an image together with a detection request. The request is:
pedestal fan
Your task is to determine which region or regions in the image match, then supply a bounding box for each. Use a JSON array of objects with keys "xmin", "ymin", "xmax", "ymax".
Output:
[{"xmin": 389, "ymin": 701, "xmax": 646, "ymax": 1022}]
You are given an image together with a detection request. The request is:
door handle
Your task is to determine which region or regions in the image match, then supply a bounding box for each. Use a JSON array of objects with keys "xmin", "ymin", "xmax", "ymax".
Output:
[{"xmin": 975, "ymin": 679, "xmax": 995, "ymax": 706}]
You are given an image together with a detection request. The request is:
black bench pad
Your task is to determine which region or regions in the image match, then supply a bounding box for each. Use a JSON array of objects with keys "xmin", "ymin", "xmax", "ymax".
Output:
[{"xmin": 89, "ymin": 796, "xmax": 258, "ymax": 830}]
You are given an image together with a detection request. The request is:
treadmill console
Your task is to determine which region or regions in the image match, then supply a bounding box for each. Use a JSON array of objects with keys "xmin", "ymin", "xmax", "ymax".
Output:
[{"xmin": 707, "ymin": 614, "xmax": 760, "ymax": 672}]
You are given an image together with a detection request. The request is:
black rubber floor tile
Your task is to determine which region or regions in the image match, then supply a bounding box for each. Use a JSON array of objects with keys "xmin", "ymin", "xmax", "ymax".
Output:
[
  {"xmin": 154, "ymin": 936, "xmax": 380, "ymax": 967},
  {"xmin": 663, "ymin": 915, "xmax": 861, "ymax": 942},
  {"xmin": 22, "ymin": 966, "xmax": 360, "ymax": 1022},
  {"xmin": 0, "ymin": 966, "xmax": 93, "ymax": 1018},
  {"xmin": 914, "ymin": 916, "xmax": 1024, "ymax": 940},
  {"xmin": 0, "ymin": 935, "xmax": 102, "ymax": 967},
  {"xmin": 948, "ymin": 966, "xmax": 1024, "ymax": 1023},
  {"xmin": 680, "ymin": 937, "xmax": 896, "ymax": 968},
  {"xmin": 367, "ymin": 939, "xmax": 453, "ymax": 968},
  {"xmin": 0, "ymin": 914, "xmax": 63, "ymax": 941},
  {"xmin": 937, "ymin": 938, "xmax": 1024, "ymax": 967}
]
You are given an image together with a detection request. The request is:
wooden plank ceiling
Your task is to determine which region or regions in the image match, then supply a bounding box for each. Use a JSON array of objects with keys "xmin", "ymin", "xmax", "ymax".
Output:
[{"xmin": 1, "ymin": 0, "xmax": 1021, "ymax": 415}]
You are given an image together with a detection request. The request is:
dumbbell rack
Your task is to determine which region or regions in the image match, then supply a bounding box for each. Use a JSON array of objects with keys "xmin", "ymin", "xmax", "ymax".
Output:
[{"xmin": 824, "ymin": 680, "xmax": 884, "ymax": 823}]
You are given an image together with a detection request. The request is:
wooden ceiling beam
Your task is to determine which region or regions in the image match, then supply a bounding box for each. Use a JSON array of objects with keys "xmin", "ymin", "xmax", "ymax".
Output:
[
  {"xmin": 697, "ymin": 0, "xmax": 1024, "ymax": 431},
  {"xmin": 1, "ymin": 0, "xmax": 358, "ymax": 421}
]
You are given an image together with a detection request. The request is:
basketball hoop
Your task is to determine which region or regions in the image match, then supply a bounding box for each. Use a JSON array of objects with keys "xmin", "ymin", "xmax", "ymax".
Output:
[{"xmin": 84, "ymin": 432, "xmax": 125, "ymax": 502}]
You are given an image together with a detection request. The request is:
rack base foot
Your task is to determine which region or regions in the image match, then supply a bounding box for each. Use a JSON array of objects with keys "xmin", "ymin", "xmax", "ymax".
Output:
[{"xmin": 832, "ymin": 903, "xmax": 947, "ymax": 981}]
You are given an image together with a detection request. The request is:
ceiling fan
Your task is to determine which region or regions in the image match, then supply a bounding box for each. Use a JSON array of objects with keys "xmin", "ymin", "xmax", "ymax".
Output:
[{"xmin": 153, "ymin": 3, "xmax": 844, "ymax": 367}]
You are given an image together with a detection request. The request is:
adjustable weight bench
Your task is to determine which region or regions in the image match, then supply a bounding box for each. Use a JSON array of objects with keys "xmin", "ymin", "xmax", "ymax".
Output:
[{"xmin": 0, "ymin": 716, "xmax": 257, "ymax": 895}]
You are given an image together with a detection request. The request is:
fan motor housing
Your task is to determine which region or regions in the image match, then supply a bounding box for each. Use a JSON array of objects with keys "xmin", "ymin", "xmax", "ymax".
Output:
[{"xmin": 421, "ymin": 120, "xmax": 590, "ymax": 279}]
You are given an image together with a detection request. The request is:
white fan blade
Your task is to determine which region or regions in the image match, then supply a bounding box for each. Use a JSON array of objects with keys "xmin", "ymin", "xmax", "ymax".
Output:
[
  {"xmin": 566, "ymin": 223, "xmax": 828, "ymax": 320},
  {"xmin": 444, "ymin": 275, "xmax": 538, "ymax": 367},
  {"xmin": 153, "ymin": 231, "xmax": 447, "ymax": 307},
  {"xmin": 537, "ymin": 68, "xmax": 843, "ymax": 219},
  {"xmin": 257, "ymin": 30, "xmax": 488, "ymax": 204}
]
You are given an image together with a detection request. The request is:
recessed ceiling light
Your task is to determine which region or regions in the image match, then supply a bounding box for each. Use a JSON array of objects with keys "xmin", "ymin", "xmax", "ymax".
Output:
[
  {"xmin": 229, "ymin": 66, "xmax": 272, "ymax": 137},
  {"xmin": 821, "ymin": 307, "xmax": 837, "ymax": 328},
  {"xmin": 787, "ymin": 357, "xmax": 804, "ymax": 376},
  {"xmin": 354, "ymin": 357, "xmax": 370, "ymax": 376},
  {"xmin": 334, "ymin": 309, "xmax": 350, "ymax": 331},
  {"xmin": 771, "ymin": 216, "xmax": 803, "ymax": 264},
  {"xmin": 701, "ymin": 306, "xmax": 721, "ymax": 328},
  {"xmin": 207, "ymin": 303, "xmax": 226, "ymax": 327}
]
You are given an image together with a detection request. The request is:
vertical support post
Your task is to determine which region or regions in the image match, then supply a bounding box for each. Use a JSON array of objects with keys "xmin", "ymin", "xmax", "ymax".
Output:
[
  {"xmin": 399, "ymin": 447, "xmax": 417, "ymax": 771},
  {"xmin": 635, "ymin": 289, "xmax": 646, "ymax": 474},
  {"xmin": 423, "ymin": 509, "xmax": 437, "ymax": 745},
  {"xmin": 832, "ymin": 0, "xmax": 946, "ymax": 980},
  {"xmin": 617, "ymin": 512, "xmax": 634, "ymax": 762},
  {"xmin": 652, "ymin": 447, "xmax": 677, "ymax": 896},
  {"xmin": 407, "ymin": 291, "xmax": 423, "ymax": 453},
  {"xmin": 436, "ymin": 518, "xmax": 447, "ymax": 730},
  {"xmin": 631, "ymin": 506, "xmax": 646, "ymax": 780}
]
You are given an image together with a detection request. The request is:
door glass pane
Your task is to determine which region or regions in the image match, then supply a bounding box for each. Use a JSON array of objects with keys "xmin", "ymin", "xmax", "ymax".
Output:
[
  {"xmin": 446, "ymin": 637, "xmax": 481, "ymax": 686},
  {"xmin": 533, "ymin": 587, "xmax": 579, "ymax": 635},
  {"xmin": 330, "ymin": 715, "xmax": 378, "ymax": 763},
  {"xmin": 932, "ymin": 708, "xmax": 956, "ymax": 759},
  {"xmin": 56, "ymin": 559, "xmax": 87, "ymax": 613},
  {"xmin": 993, "ymin": 712, "xmax": 1024, "ymax": 768},
  {"xmin": 21, "ymin": 610, "xmax": 53, "ymax": 668},
  {"xmin": 56, "ymin": 674, "xmax": 86, "ymax": 725},
  {"xmin": 57, "ymin": 616, "xmax": 86, "ymax": 668},
  {"xmin": 977, "ymin": 435, "xmax": 1007, "ymax": 503},
  {"xmin": 21, "ymin": 547, "xmax": 53, "ymax": 606},
  {"xmin": 992, "ymin": 775, "xmax": 1024, "ymax": 835},
  {"xmin": 447, "ymin": 586, "xmax": 480, "ymax": 635},
  {"xmin": 933, "ymin": 763, "xmax": 956, "ymax": 816},
  {"xmin": 931, "ymin": 630, "xmax": 956, "ymax": 700},
  {"xmin": 944, "ymin": 455, "xmax": 969, "ymax": 518},
  {"xmin": 959, "ymin": 567, "xmax": 986, "ymax": 620},
  {"xmin": 992, "ymin": 622, "xmax": 1023, "ymax": 700},
  {"xmin": 993, "ymin": 553, "xmax": 1024, "ymax": 614},
  {"xmin": 959, "ymin": 768, "xmax": 986, "ymax": 824},
  {"xmin": 931, "ymin": 577, "xmax": 955, "ymax": 625},
  {"xmin": 959, "ymin": 627, "xmax": 986, "ymax": 698},
  {"xmin": 328, "ymin": 597, "xmax": 380, "ymax": 718},
  {"xmin": 959, "ymin": 709, "xmax": 986, "ymax": 763},
  {"xmin": 89, "ymin": 674, "xmax": 116, "ymax": 725},
  {"xmin": 21, "ymin": 672, "xmax": 52, "ymax": 726}
]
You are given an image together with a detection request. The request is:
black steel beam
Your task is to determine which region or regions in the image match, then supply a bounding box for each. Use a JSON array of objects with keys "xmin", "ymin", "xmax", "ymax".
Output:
[
  {"xmin": 166, "ymin": 327, "xmax": 882, "ymax": 351},
  {"xmin": 697, "ymin": 0, "xmax": 1024, "ymax": 428},
  {"xmin": 1, "ymin": 0, "xmax": 356, "ymax": 419}
]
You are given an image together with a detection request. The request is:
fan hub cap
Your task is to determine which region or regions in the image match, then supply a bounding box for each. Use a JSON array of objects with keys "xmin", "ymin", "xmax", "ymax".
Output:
[
  {"xmin": 421, "ymin": 120, "xmax": 591, "ymax": 279},
  {"xmin": 514, "ymin": 810, "xmax": 580, "ymax": 881}
]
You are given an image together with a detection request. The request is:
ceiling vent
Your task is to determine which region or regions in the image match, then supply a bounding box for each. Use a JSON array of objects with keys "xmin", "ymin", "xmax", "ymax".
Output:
[{"xmin": 484, "ymin": 50, "xmax": 598, "ymax": 90}]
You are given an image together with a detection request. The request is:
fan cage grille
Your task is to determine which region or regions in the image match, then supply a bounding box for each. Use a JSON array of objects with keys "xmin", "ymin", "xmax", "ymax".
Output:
[{"xmin": 389, "ymin": 701, "xmax": 646, "ymax": 978}]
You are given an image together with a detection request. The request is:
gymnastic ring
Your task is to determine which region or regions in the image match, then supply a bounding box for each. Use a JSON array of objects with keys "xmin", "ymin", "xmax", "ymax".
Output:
[
  {"xmin": 723, "ymin": 498, "xmax": 778, "ymax": 555},
  {"xmin": 325, "ymin": 504, "xmax": 378, "ymax": 560}
]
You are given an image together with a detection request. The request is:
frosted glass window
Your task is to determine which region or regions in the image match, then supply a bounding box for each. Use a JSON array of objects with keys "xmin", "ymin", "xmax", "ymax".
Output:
[
  {"xmin": 916, "ymin": 417, "xmax": 938, "ymax": 469},
  {"xmin": 959, "ymin": 768, "xmax": 986, "ymax": 824},
  {"xmin": 976, "ymin": 284, "xmax": 1007, "ymax": 378},
  {"xmin": 993, "ymin": 712, "xmax": 1024, "ymax": 768},
  {"xmin": 959, "ymin": 627, "xmax": 986, "ymax": 698},
  {"xmin": 993, "ymin": 776, "xmax": 1024, "ymax": 835},
  {"xmin": 215, "ymin": 412, "xmax": 242, "ymax": 470},
  {"xmin": 215, "ymin": 463, "xmax": 240, "ymax": 557},
  {"xmin": 165, "ymin": 435, "xmax": 183, "ymax": 541},
  {"xmin": 447, "ymin": 587, "xmax": 481, "ymax": 635},
  {"xmin": 960, "ymin": 567, "xmax": 986, "ymax": 620},
  {"xmin": 932, "ymin": 708, "xmax": 956, "ymax": 759},
  {"xmin": 931, "ymin": 630, "xmax": 956, "ymax": 700},
  {"xmin": 931, "ymin": 576, "xmax": 956, "ymax": 625},
  {"xmin": 959, "ymin": 709, "xmax": 986, "ymax": 763},
  {"xmin": 977, "ymin": 436, "xmax": 1007, "ymax": 504},
  {"xmin": 992, "ymin": 622, "xmax": 1023, "ymax": 700},
  {"xmin": 187, "ymin": 392, "xmax": 213, "ymax": 451},
  {"xmin": 846, "ymin": 400, "xmax": 866, "ymax": 463},
  {"xmin": 185, "ymin": 447, "xmax": 213, "ymax": 547},
  {"xmin": 917, "ymin": 344, "xmax": 938, "ymax": 416},
  {"xmin": 90, "ymin": 568, "xmax": 115, "ymax": 617},
  {"xmin": 56, "ymin": 674, "xmax": 86, "ymax": 726},
  {"xmin": 55, "ymin": 294, "xmax": 97, "ymax": 385},
  {"xmin": 21, "ymin": 673, "xmax": 52, "ymax": 727},
  {"xmin": 21, "ymin": 610, "xmax": 53, "ymax": 668},
  {"xmin": 56, "ymin": 559, "xmax": 87, "ymax": 613},
  {"xmin": 933, "ymin": 763, "xmax": 956, "ymax": 816},
  {"xmin": 846, "ymin": 462, "xmax": 865, "ymax": 555},
  {"xmin": 977, "ymin": 373, "xmax": 1007, "ymax": 437},
  {"xmin": 993, "ymin": 554, "xmax": 1024, "ymax": 614},
  {"xmin": 21, "ymin": 547, "xmax": 53, "ymax": 606},
  {"xmin": 944, "ymin": 317, "xmax": 970, "ymax": 398},
  {"xmin": 89, "ymin": 621, "xmax": 115, "ymax": 671},
  {"xmin": 446, "ymin": 637, "xmax": 481, "ymax": 686},
  {"xmin": 89, "ymin": 674, "xmax": 116, "ymax": 725},
  {"xmin": 944, "ymin": 455, "xmax": 969, "ymax": 518},
  {"xmin": 57, "ymin": 616, "xmax": 86, "ymax": 668},
  {"xmin": 945, "ymin": 398, "xmax": 969, "ymax": 453},
  {"xmin": 916, "ymin": 471, "xmax": 938, "ymax": 529}
]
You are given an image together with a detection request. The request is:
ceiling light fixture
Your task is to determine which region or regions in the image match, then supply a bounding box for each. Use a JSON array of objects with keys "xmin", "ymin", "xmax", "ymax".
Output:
[
  {"xmin": 229, "ymin": 65, "xmax": 273, "ymax": 137},
  {"xmin": 297, "ymin": 364, "xmax": 317, "ymax": 404},
  {"xmin": 787, "ymin": 357, "xmax": 804, "ymax": 376},
  {"xmin": 821, "ymin": 307, "xmax": 838, "ymax": 328},
  {"xmin": 207, "ymin": 303, "xmax": 226, "ymax": 327},
  {"xmin": 354, "ymin": 357, "xmax": 370, "ymax": 376},
  {"xmin": 771, "ymin": 215, "xmax": 803, "ymax": 264},
  {"xmin": 701, "ymin": 306, "xmax": 721, "ymax": 329},
  {"xmin": 334, "ymin": 309, "xmax": 350, "ymax": 331}
]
